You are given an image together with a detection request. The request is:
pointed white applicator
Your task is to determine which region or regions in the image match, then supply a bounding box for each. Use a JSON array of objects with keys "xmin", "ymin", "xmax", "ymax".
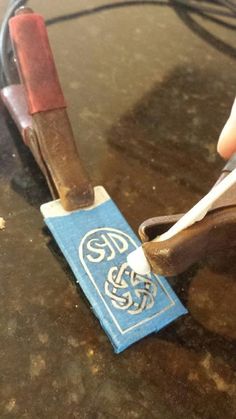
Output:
[{"xmin": 127, "ymin": 168, "xmax": 236, "ymax": 275}]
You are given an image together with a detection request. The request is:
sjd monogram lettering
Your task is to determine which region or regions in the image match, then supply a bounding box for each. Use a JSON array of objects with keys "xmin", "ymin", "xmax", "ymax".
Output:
[{"xmin": 86, "ymin": 232, "xmax": 128, "ymax": 263}]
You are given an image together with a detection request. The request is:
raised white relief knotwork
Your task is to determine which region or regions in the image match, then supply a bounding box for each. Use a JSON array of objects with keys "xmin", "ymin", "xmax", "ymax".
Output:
[
  {"xmin": 79, "ymin": 228, "xmax": 160, "ymax": 318},
  {"xmin": 105, "ymin": 262, "xmax": 158, "ymax": 315}
]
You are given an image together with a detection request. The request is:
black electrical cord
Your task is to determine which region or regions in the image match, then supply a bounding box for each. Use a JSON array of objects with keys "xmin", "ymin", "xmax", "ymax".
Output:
[
  {"xmin": 0, "ymin": 0, "xmax": 236, "ymax": 88},
  {"xmin": 44, "ymin": 0, "xmax": 235, "ymax": 27},
  {"xmin": 44, "ymin": 0, "xmax": 236, "ymax": 31},
  {"xmin": 174, "ymin": 4, "xmax": 236, "ymax": 59},
  {"xmin": 172, "ymin": 0, "xmax": 234, "ymax": 16},
  {"xmin": 0, "ymin": 0, "xmax": 28, "ymax": 86},
  {"xmin": 45, "ymin": 1, "xmax": 169, "ymax": 26},
  {"xmin": 191, "ymin": 8, "xmax": 236, "ymax": 30},
  {"xmin": 215, "ymin": 0, "xmax": 236, "ymax": 16}
]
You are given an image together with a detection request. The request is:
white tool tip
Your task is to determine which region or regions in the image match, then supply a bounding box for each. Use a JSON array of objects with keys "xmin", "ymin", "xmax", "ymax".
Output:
[{"xmin": 127, "ymin": 246, "xmax": 151, "ymax": 275}]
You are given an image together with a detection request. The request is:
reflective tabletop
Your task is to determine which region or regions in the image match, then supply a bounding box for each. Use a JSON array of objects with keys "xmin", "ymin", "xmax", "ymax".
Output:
[{"xmin": 0, "ymin": 1, "xmax": 236, "ymax": 418}]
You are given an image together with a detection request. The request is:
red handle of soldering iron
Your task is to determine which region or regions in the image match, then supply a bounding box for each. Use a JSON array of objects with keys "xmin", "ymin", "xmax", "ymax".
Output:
[{"xmin": 9, "ymin": 12, "xmax": 66, "ymax": 114}]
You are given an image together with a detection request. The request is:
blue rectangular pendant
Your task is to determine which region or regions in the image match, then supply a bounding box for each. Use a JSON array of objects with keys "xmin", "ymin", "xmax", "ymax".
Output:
[{"xmin": 41, "ymin": 186, "xmax": 187, "ymax": 353}]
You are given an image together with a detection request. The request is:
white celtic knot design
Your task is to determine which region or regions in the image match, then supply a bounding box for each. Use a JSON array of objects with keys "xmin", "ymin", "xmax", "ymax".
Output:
[{"xmin": 104, "ymin": 262, "xmax": 158, "ymax": 315}]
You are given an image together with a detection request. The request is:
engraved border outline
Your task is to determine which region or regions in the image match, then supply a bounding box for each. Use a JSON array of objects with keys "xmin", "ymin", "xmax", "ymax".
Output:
[{"xmin": 79, "ymin": 227, "xmax": 175, "ymax": 335}]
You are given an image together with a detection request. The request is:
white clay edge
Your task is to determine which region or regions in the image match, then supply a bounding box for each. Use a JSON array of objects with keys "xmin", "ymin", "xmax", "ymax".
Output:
[{"xmin": 40, "ymin": 185, "xmax": 109, "ymax": 218}]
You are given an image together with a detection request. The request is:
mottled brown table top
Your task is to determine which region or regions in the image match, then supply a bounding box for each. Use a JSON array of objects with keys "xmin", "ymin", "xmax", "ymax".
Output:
[{"xmin": 0, "ymin": 1, "xmax": 236, "ymax": 418}]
